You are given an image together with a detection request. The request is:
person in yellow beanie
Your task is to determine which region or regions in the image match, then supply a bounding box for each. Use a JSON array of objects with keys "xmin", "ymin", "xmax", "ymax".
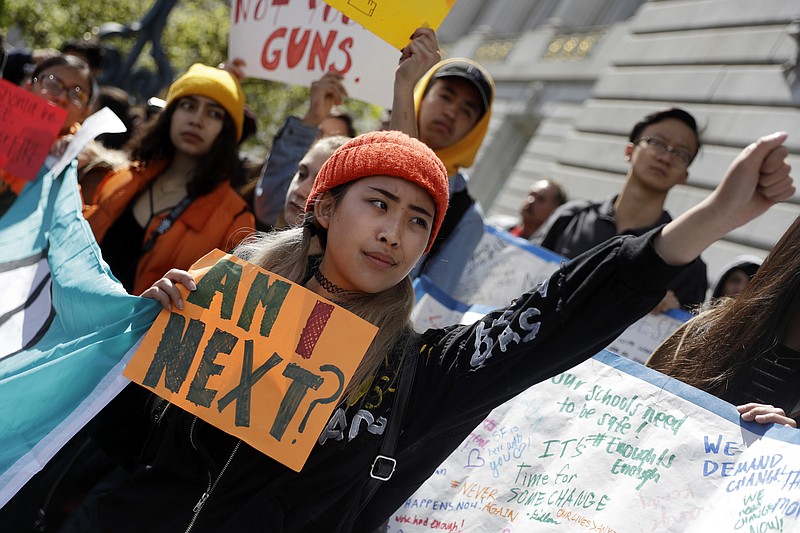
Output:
[{"xmin": 82, "ymin": 63, "xmax": 254, "ymax": 295}]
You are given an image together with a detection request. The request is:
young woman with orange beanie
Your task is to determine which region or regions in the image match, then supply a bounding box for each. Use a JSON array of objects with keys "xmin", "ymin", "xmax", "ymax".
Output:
[
  {"xmin": 82, "ymin": 64, "xmax": 254, "ymax": 295},
  {"xmin": 60, "ymin": 129, "xmax": 792, "ymax": 532}
]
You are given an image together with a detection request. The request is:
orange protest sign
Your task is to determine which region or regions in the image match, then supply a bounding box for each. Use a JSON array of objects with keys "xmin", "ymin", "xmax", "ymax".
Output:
[
  {"xmin": 323, "ymin": 0, "xmax": 457, "ymax": 49},
  {"xmin": 0, "ymin": 80, "xmax": 67, "ymax": 181},
  {"xmin": 124, "ymin": 249, "xmax": 378, "ymax": 471}
]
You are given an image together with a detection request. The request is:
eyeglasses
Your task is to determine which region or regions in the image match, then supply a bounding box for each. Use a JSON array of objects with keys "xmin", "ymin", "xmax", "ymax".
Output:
[
  {"xmin": 637, "ymin": 137, "xmax": 695, "ymax": 167},
  {"xmin": 31, "ymin": 73, "xmax": 91, "ymax": 108}
]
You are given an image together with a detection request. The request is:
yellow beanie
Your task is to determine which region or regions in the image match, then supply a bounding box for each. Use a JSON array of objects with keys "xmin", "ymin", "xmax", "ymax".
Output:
[{"xmin": 166, "ymin": 64, "xmax": 245, "ymax": 140}]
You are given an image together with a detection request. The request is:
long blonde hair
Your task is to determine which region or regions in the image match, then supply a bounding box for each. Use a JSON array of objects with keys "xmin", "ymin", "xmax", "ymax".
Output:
[{"xmin": 233, "ymin": 191, "xmax": 416, "ymax": 397}]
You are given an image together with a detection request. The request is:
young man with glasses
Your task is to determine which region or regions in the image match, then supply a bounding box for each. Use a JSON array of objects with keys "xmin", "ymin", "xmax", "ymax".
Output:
[{"xmin": 532, "ymin": 107, "xmax": 708, "ymax": 313}]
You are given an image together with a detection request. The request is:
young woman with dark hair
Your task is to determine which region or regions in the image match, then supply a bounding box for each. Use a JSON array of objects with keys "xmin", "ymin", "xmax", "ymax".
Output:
[{"xmin": 83, "ymin": 64, "xmax": 255, "ymax": 295}]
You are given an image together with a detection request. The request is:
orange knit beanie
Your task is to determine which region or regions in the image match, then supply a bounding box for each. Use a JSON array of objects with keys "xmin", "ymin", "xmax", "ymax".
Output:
[{"xmin": 306, "ymin": 130, "xmax": 449, "ymax": 253}]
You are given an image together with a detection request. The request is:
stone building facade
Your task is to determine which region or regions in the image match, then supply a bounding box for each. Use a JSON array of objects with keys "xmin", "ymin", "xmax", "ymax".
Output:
[{"xmin": 440, "ymin": 0, "xmax": 800, "ymax": 284}]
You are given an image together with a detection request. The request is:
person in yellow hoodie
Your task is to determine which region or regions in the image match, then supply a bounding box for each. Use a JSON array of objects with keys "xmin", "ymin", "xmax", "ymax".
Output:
[{"xmin": 404, "ymin": 57, "xmax": 495, "ymax": 294}]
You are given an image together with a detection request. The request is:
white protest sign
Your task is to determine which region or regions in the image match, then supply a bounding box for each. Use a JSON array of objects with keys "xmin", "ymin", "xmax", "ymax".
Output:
[
  {"xmin": 606, "ymin": 308, "xmax": 691, "ymax": 365},
  {"xmin": 229, "ymin": 0, "xmax": 397, "ymax": 107},
  {"xmin": 48, "ymin": 107, "xmax": 127, "ymax": 178},
  {"xmin": 411, "ymin": 276, "xmax": 494, "ymax": 332},
  {"xmin": 388, "ymin": 350, "xmax": 800, "ymax": 532},
  {"xmin": 414, "ymin": 225, "xmax": 689, "ymax": 360},
  {"xmin": 452, "ymin": 225, "xmax": 563, "ymax": 307}
]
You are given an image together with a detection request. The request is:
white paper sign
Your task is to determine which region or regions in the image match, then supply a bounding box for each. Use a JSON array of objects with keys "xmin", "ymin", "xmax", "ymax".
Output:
[
  {"xmin": 452, "ymin": 225, "xmax": 563, "ymax": 307},
  {"xmin": 48, "ymin": 107, "xmax": 127, "ymax": 178},
  {"xmin": 388, "ymin": 351, "xmax": 800, "ymax": 532},
  {"xmin": 229, "ymin": 0, "xmax": 397, "ymax": 107},
  {"xmin": 606, "ymin": 309, "xmax": 691, "ymax": 365},
  {"xmin": 411, "ymin": 276, "xmax": 494, "ymax": 332}
]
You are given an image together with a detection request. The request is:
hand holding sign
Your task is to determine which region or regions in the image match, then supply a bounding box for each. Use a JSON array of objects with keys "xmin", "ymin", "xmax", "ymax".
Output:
[
  {"xmin": 325, "ymin": 0, "xmax": 457, "ymax": 50},
  {"xmin": 126, "ymin": 250, "xmax": 378, "ymax": 471},
  {"xmin": 396, "ymin": 28, "xmax": 441, "ymax": 89},
  {"xmin": 389, "ymin": 27, "xmax": 441, "ymax": 137},
  {"xmin": 139, "ymin": 267, "xmax": 198, "ymax": 311},
  {"xmin": 303, "ymin": 72, "xmax": 348, "ymax": 126}
]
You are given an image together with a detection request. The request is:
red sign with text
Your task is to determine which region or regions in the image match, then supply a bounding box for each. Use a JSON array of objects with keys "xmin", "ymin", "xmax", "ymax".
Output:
[{"xmin": 0, "ymin": 80, "xmax": 67, "ymax": 181}]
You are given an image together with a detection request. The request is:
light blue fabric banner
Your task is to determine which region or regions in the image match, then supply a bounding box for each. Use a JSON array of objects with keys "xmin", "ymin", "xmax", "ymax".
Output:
[{"xmin": 0, "ymin": 163, "xmax": 159, "ymax": 506}]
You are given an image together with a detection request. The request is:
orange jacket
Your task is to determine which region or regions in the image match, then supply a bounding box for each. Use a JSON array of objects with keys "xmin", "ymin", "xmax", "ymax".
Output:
[{"xmin": 84, "ymin": 161, "xmax": 255, "ymax": 294}]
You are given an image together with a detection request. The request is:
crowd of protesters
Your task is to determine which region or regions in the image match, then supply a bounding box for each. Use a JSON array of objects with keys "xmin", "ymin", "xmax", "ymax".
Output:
[{"xmin": 0, "ymin": 23, "xmax": 797, "ymax": 533}]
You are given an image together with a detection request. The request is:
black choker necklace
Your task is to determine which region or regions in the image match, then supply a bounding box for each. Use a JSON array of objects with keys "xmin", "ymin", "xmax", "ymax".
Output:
[{"xmin": 314, "ymin": 268, "xmax": 353, "ymax": 296}]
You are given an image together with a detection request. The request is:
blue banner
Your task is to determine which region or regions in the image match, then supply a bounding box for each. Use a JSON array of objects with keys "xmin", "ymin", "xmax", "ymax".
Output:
[{"xmin": 0, "ymin": 162, "xmax": 159, "ymax": 506}]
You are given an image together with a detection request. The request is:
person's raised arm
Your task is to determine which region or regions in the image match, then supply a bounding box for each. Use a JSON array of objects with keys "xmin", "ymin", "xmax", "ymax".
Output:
[
  {"xmin": 247, "ymin": 69, "xmax": 346, "ymax": 227},
  {"xmin": 654, "ymin": 132, "xmax": 794, "ymax": 265},
  {"xmin": 389, "ymin": 27, "xmax": 441, "ymax": 137},
  {"xmin": 222, "ymin": 59, "xmax": 346, "ymax": 131},
  {"xmin": 302, "ymin": 72, "xmax": 347, "ymax": 128}
]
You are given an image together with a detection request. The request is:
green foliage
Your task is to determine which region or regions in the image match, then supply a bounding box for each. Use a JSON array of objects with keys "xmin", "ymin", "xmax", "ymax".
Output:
[
  {"xmin": 2, "ymin": 3, "xmax": 146, "ymax": 49},
  {"xmin": 2, "ymin": 0, "xmax": 383, "ymax": 155}
]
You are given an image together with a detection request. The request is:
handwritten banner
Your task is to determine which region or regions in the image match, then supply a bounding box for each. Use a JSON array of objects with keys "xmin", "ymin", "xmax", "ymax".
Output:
[
  {"xmin": 451, "ymin": 225, "xmax": 564, "ymax": 307},
  {"xmin": 606, "ymin": 310, "xmax": 690, "ymax": 365},
  {"xmin": 229, "ymin": 0, "xmax": 397, "ymax": 107},
  {"xmin": 413, "ymin": 225, "xmax": 689, "ymax": 362},
  {"xmin": 389, "ymin": 350, "xmax": 800, "ymax": 532},
  {"xmin": 0, "ymin": 79, "xmax": 67, "ymax": 181},
  {"xmin": 323, "ymin": 0, "xmax": 457, "ymax": 50},
  {"xmin": 124, "ymin": 249, "xmax": 378, "ymax": 471}
]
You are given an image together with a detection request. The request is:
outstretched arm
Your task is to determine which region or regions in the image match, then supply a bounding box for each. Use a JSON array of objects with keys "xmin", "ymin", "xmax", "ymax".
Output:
[
  {"xmin": 655, "ymin": 132, "xmax": 794, "ymax": 265},
  {"xmin": 389, "ymin": 27, "xmax": 441, "ymax": 137},
  {"xmin": 221, "ymin": 58, "xmax": 347, "ymax": 130}
]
